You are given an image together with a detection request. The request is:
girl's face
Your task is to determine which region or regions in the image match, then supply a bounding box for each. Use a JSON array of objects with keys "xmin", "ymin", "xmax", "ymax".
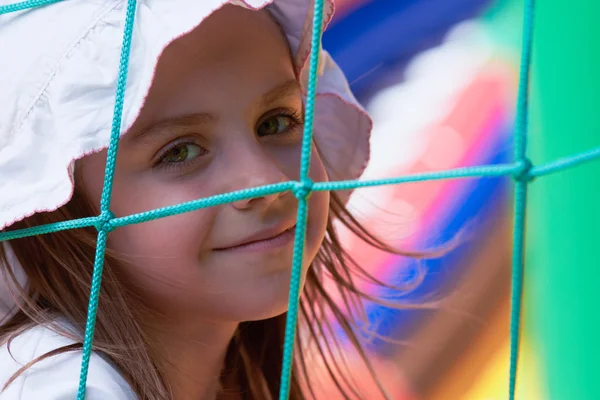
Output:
[{"xmin": 78, "ymin": 5, "xmax": 329, "ymax": 323}]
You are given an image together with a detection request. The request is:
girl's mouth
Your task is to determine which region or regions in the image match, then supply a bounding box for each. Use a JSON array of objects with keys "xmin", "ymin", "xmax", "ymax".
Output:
[{"xmin": 214, "ymin": 225, "xmax": 296, "ymax": 253}]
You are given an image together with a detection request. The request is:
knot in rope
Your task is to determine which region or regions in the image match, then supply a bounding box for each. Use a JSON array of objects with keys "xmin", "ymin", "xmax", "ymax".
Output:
[
  {"xmin": 293, "ymin": 179, "xmax": 313, "ymax": 200},
  {"xmin": 95, "ymin": 210, "xmax": 115, "ymax": 233},
  {"xmin": 514, "ymin": 158, "xmax": 534, "ymax": 183}
]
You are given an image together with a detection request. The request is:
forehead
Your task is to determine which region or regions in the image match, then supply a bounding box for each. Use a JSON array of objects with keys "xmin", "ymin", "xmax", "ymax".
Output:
[{"xmin": 132, "ymin": 5, "xmax": 297, "ymax": 123}]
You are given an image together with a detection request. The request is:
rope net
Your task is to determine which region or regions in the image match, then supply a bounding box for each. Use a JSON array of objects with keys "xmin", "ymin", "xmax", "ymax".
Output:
[{"xmin": 0, "ymin": 0, "xmax": 599, "ymax": 399}]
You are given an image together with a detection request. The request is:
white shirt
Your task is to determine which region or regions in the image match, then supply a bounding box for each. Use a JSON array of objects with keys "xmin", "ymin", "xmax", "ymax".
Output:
[{"xmin": 0, "ymin": 324, "xmax": 136, "ymax": 399}]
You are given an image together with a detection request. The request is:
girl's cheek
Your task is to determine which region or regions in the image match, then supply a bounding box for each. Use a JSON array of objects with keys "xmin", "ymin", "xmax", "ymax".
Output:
[
  {"xmin": 305, "ymin": 152, "xmax": 330, "ymax": 258},
  {"xmin": 107, "ymin": 209, "xmax": 213, "ymax": 283},
  {"xmin": 106, "ymin": 213, "xmax": 213, "ymax": 313},
  {"xmin": 309, "ymin": 148, "xmax": 329, "ymax": 183}
]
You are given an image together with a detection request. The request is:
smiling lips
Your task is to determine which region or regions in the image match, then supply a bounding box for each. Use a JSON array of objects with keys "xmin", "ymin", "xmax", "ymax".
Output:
[{"xmin": 214, "ymin": 225, "xmax": 297, "ymax": 253}]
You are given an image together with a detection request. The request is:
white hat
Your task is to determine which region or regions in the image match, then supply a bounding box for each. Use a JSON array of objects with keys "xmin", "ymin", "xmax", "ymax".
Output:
[{"xmin": 0, "ymin": 0, "xmax": 371, "ymax": 230}]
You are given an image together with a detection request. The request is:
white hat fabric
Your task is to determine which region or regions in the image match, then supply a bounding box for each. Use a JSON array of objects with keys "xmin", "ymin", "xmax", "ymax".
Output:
[{"xmin": 0, "ymin": 0, "xmax": 371, "ymax": 231}]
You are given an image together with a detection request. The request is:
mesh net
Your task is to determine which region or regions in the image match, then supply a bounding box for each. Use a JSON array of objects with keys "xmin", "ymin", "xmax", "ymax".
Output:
[{"xmin": 1, "ymin": 0, "xmax": 599, "ymax": 399}]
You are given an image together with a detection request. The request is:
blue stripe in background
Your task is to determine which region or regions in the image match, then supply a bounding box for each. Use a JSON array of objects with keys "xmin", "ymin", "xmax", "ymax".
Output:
[
  {"xmin": 323, "ymin": 0, "xmax": 491, "ymax": 98},
  {"xmin": 364, "ymin": 144, "xmax": 510, "ymax": 352},
  {"xmin": 322, "ymin": 0, "xmax": 508, "ymax": 350}
]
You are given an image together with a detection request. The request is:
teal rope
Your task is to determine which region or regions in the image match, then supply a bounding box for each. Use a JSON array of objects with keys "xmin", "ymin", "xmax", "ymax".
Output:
[
  {"xmin": 278, "ymin": 0, "xmax": 325, "ymax": 398},
  {"xmin": 513, "ymin": 0, "xmax": 534, "ymax": 162},
  {"xmin": 510, "ymin": 179, "xmax": 528, "ymax": 399},
  {"xmin": 111, "ymin": 182, "xmax": 295, "ymax": 228},
  {"xmin": 0, "ymin": 0, "xmax": 63, "ymax": 14},
  {"xmin": 0, "ymin": 217, "xmax": 97, "ymax": 242},
  {"xmin": 508, "ymin": 0, "xmax": 535, "ymax": 398},
  {"xmin": 315, "ymin": 163, "xmax": 519, "ymax": 192},
  {"xmin": 77, "ymin": 0, "xmax": 138, "ymax": 398},
  {"xmin": 531, "ymin": 145, "xmax": 600, "ymax": 177},
  {"xmin": 6, "ymin": 152, "xmax": 600, "ymax": 243}
]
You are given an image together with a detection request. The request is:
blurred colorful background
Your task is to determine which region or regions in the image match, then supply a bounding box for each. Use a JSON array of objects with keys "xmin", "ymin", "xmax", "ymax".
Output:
[{"xmin": 318, "ymin": 0, "xmax": 600, "ymax": 398}]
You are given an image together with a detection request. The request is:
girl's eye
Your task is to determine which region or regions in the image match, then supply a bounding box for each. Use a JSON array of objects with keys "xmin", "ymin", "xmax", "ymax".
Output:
[
  {"xmin": 157, "ymin": 143, "xmax": 205, "ymax": 166},
  {"xmin": 257, "ymin": 115, "xmax": 296, "ymax": 137}
]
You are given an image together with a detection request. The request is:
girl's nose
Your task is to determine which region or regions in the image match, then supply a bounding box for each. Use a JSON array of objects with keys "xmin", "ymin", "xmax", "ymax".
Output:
[
  {"xmin": 229, "ymin": 147, "xmax": 290, "ymax": 212},
  {"xmin": 231, "ymin": 191, "xmax": 284, "ymax": 211}
]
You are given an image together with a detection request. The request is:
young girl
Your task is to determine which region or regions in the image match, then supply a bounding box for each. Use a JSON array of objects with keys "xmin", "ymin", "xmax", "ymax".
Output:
[{"xmin": 0, "ymin": 1, "xmax": 422, "ymax": 398}]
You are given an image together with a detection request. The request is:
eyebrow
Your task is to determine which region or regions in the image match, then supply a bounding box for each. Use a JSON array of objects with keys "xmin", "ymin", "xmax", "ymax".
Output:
[
  {"xmin": 259, "ymin": 78, "xmax": 303, "ymax": 108},
  {"xmin": 128, "ymin": 113, "xmax": 216, "ymax": 144},
  {"xmin": 128, "ymin": 79, "xmax": 302, "ymax": 144}
]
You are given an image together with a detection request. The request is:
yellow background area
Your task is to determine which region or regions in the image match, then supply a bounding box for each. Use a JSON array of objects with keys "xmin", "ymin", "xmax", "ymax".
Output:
[
  {"xmin": 463, "ymin": 337, "xmax": 545, "ymax": 400},
  {"xmin": 427, "ymin": 296, "xmax": 545, "ymax": 400}
]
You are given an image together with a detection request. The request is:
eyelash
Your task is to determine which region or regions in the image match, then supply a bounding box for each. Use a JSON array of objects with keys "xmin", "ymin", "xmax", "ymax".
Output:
[
  {"xmin": 152, "ymin": 108, "xmax": 304, "ymax": 172},
  {"xmin": 259, "ymin": 108, "xmax": 304, "ymax": 136},
  {"xmin": 153, "ymin": 139, "xmax": 205, "ymax": 172}
]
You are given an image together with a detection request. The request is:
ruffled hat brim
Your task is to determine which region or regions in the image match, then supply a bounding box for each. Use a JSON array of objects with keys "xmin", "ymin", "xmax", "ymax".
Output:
[{"xmin": 0, "ymin": 0, "xmax": 371, "ymax": 230}]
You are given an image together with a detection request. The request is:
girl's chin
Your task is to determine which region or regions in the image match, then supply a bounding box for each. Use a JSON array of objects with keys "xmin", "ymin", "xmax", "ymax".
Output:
[{"xmin": 217, "ymin": 278, "xmax": 306, "ymax": 322}]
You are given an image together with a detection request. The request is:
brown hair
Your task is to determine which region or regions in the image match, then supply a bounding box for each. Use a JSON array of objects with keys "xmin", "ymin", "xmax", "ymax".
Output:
[{"xmin": 0, "ymin": 181, "xmax": 436, "ymax": 399}]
